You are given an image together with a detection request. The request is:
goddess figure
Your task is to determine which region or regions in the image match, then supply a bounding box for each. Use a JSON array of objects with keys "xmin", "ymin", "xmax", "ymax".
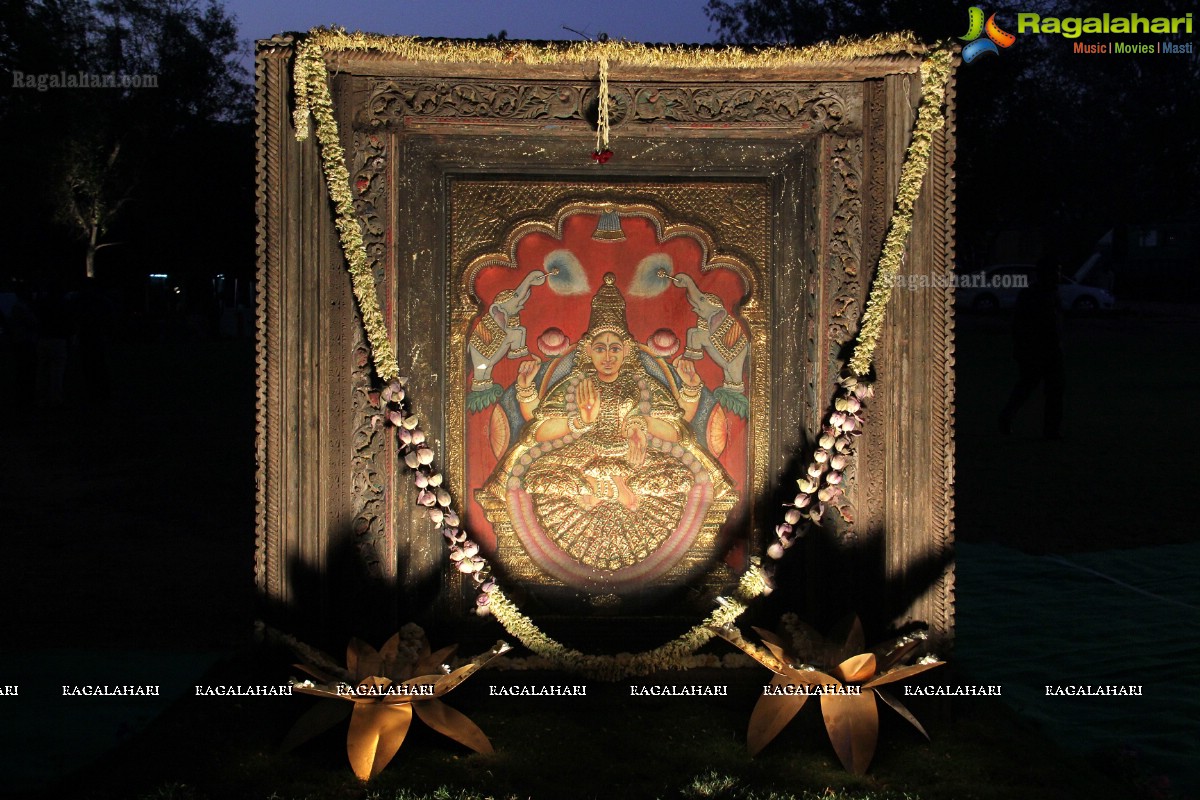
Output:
[{"xmin": 477, "ymin": 273, "xmax": 738, "ymax": 590}]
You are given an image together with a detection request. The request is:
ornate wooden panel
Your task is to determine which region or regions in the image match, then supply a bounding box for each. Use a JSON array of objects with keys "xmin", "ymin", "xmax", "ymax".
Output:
[{"xmin": 255, "ymin": 36, "xmax": 956, "ymax": 651}]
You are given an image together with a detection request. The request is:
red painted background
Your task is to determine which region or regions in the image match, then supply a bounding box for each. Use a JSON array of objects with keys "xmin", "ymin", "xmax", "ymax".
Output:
[{"xmin": 463, "ymin": 213, "xmax": 750, "ymax": 570}]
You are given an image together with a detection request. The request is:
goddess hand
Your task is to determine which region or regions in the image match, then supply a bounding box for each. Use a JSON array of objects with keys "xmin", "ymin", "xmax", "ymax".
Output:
[
  {"xmin": 626, "ymin": 423, "xmax": 647, "ymax": 468},
  {"xmin": 577, "ymin": 378, "xmax": 600, "ymax": 425},
  {"xmin": 516, "ymin": 355, "xmax": 542, "ymax": 390},
  {"xmin": 673, "ymin": 355, "xmax": 702, "ymax": 387}
]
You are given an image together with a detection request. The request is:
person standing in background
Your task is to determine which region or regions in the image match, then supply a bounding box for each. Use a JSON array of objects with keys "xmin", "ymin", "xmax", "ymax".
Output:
[{"xmin": 999, "ymin": 255, "xmax": 1064, "ymax": 440}]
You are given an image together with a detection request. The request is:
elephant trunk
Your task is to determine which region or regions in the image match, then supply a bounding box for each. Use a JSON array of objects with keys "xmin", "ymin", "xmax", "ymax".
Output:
[
  {"xmin": 671, "ymin": 273, "xmax": 706, "ymax": 310},
  {"xmin": 513, "ymin": 269, "xmax": 547, "ymax": 306}
]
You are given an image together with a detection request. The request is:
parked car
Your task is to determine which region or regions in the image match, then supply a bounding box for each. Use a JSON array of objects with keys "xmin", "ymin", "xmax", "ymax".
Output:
[
  {"xmin": 956, "ymin": 265, "xmax": 1115, "ymax": 312},
  {"xmin": 1059, "ymin": 275, "xmax": 1116, "ymax": 311}
]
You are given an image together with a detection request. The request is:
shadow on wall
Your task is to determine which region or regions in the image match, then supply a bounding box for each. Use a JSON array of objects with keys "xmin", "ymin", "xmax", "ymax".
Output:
[
  {"xmin": 258, "ymin": 525, "xmax": 447, "ymax": 655},
  {"xmin": 762, "ymin": 445, "xmax": 955, "ymax": 651},
  {"xmin": 258, "ymin": 463, "xmax": 955, "ymax": 660}
]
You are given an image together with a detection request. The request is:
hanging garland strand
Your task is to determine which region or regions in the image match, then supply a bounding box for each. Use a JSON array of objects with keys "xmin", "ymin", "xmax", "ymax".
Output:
[
  {"xmin": 293, "ymin": 35, "xmax": 400, "ymax": 382},
  {"xmin": 764, "ymin": 45, "xmax": 954, "ymax": 560},
  {"xmin": 593, "ymin": 57, "xmax": 612, "ymax": 162},
  {"xmin": 848, "ymin": 46, "xmax": 954, "ymax": 377},
  {"xmin": 490, "ymin": 566, "xmax": 773, "ymax": 680},
  {"xmin": 291, "ymin": 29, "xmax": 953, "ymax": 677}
]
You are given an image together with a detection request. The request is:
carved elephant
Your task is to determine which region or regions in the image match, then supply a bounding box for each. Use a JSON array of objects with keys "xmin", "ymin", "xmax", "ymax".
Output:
[
  {"xmin": 671, "ymin": 273, "xmax": 749, "ymax": 390},
  {"xmin": 468, "ymin": 270, "xmax": 547, "ymax": 390}
]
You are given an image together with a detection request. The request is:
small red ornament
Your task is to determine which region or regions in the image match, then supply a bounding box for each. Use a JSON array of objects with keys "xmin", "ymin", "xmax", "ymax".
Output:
[{"xmin": 591, "ymin": 149, "xmax": 613, "ymax": 164}]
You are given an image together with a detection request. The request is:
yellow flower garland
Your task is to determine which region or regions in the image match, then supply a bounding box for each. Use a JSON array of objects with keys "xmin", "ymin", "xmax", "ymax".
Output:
[
  {"xmin": 289, "ymin": 29, "xmax": 953, "ymax": 676},
  {"xmin": 293, "ymin": 34, "xmax": 401, "ymax": 382},
  {"xmin": 489, "ymin": 564, "xmax": 772, "ymax": 680},
  {"xmin": 848, "ymin": 46, "xmax": 954, "ymax": 376},
  {"xmin": 293, "ymin": 29, "xmax": 931, "ymax": 143}
]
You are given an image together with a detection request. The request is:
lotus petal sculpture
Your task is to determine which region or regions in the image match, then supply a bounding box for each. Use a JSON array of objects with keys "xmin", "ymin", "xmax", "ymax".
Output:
[
  {"xmin": 714, "ymin": 615, "xmax": 943, "ymax": 774},
  {"xmin": 286, "ymin": 624, "xmax": 510, "ymax": 780}
]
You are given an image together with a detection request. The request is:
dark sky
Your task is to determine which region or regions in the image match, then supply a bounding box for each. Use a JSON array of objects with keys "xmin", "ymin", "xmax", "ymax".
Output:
[{"xmin": 227, "ymin": 0, "xmax": 717, "ymax": 45}]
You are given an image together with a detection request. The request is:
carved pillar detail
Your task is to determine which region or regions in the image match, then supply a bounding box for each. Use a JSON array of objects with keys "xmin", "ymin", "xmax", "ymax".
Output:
[{"xmin": 348, "ymin": 133, "xmax": 394, "ymax": 577}]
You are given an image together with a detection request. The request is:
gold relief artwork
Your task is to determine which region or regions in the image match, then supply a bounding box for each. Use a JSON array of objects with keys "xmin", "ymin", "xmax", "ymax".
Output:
[
  {"xmin": 448, "ymin": 187, "xmax": 770, "ymax": 598},
  {"xmin": 479, "ymin": 273, "xmax": 736, "ymax": 583}
]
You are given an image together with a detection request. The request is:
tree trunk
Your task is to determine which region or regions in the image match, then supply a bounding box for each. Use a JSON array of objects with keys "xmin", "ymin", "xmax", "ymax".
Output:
[{"xmin": 86, "ymin": 217, "xmax": 98, "ymax": 279}]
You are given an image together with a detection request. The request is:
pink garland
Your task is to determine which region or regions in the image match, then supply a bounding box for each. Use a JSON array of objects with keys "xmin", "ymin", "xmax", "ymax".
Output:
[
  {"xmin": 766, "ymin": 374, "xmax": 873, "ymax": 561},
  {"xmin": 370, "ymin": 371, "xmax": 873, "ymax": 615},
  {"xmin": 373, "ymin": 380, "xmax": 496, "ymax": 614}
]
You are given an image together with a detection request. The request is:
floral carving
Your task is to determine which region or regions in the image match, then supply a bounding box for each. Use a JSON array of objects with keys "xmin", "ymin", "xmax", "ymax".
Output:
[
  {"xmin": 364, "ymin": 79, "xmax": 857, "ymax": 132},
  {"xmin": 367, "ymin": 81, "xmax": 587, "ymax": 124},
  {"xmin": 349, "ymin": 133, "xmax": 390, "ymax": 571},
  {"xmin": 827, "ymin": 136, "xmax": 863, "ymax": 348}
]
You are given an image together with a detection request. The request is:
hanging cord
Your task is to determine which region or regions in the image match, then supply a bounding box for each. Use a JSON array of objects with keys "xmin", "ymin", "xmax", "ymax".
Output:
[{"xmin": 593, "ymin": 57, "xmax": 612, "ymax": 161}]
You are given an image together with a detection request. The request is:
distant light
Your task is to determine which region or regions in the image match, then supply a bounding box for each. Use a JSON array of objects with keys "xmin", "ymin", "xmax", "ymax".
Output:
[
  {"xmin": 149, "ymin": 273, "xmax": 168, "ymax": 279},
  {"xmin": 216, "ymin": 274, "xmax": 226, "ymax": 279}
]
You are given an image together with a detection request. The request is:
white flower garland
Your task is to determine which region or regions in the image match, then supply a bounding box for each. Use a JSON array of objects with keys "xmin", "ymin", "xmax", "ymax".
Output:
[{"xmin": 290, "ymin": 30, "xmax": 954, "ymax": 678}]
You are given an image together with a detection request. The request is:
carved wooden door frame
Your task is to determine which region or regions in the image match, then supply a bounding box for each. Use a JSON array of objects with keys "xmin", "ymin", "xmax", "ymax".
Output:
[{"xmin": 255, "ymin": 36, "xmax": 956, "ymax": 651}]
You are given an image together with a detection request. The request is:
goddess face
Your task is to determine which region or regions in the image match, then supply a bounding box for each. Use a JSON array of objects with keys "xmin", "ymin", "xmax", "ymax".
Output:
[{"xmin": 588, "ymin": 331, "xmax": 626, "ymax": 382}]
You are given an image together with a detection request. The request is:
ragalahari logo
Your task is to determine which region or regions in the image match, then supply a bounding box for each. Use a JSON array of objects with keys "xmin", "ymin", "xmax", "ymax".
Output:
[{"xmin": 960, "ymin": 6, "xmax": 1017, "ymax": 62}]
